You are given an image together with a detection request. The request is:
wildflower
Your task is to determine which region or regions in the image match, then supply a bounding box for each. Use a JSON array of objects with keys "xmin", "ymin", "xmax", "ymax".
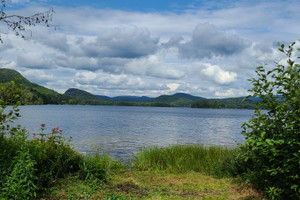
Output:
[{"xmin": 41, "ymin": 124, "xmax": 46, "ymax": 128}]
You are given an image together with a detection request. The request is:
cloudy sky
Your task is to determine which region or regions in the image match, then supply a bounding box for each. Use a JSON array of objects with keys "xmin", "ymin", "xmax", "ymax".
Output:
[{"xmin": 0, "ymin": 0, "xmax": 299, "ymax": 98}]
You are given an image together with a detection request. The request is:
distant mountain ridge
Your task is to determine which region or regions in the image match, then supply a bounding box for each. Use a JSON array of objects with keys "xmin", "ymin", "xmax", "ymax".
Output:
[
  {"xmin": 1, "ymin": 68, "xmax": 258, "ymax": 108},
  {"xmin": 96, "ymin": 95, "xmax": 152, "ymax": 102}
]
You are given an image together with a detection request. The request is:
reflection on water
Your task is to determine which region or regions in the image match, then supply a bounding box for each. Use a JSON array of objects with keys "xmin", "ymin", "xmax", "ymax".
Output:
[{"xmin": 17, "ymin": 105, "xmax": 253, "ymax": 162}]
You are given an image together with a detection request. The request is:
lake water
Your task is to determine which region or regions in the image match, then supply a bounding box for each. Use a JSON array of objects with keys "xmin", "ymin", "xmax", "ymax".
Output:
[{"xmin": 17, "ymin": 105, "xmax": 254, "ymax": 162}]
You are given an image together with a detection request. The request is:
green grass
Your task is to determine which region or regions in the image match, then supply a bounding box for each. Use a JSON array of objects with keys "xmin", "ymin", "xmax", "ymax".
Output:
[
  {"xmin": 132, "ymin": 145, "xmax": 234, "ymax": 176},
  {"xmin": 38, "ymin": 145, "xmax": 264, "ymax": 199},
  {"xmin": 43, "ymin": 171, "xmax": 263, "ymax": 200}
]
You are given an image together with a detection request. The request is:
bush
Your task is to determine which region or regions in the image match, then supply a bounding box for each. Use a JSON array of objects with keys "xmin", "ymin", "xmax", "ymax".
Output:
[
  {"xmin": 26, "ymin": 125, "xmax": 83, "ymax": 188},
  {"xmin": 0, "ymin": 124, "xmax": 84, "ymax": 197},
  {"xmin": 1, "ymin": 150, "xmax": 37, "ymax": 200},
  {"xmin": 241, "ymin": 42, "xmax": 300, "ymax": 199}
]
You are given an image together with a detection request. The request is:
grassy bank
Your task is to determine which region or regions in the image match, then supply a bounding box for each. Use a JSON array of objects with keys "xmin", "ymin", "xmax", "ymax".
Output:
[
  {"xmin": 132, "ymin": 145, "xmax": 233, "ymax": 176},
  {"xmin": 40, "ymin": 145, "xmax": 263, "ymax": 200},
  {"xmin": 0, "ymin": 125, "xmax": 263, "ymax": 199},
  {"xmin": 43, "ymin": 171, "xmax": 262, "ymax": 200}
]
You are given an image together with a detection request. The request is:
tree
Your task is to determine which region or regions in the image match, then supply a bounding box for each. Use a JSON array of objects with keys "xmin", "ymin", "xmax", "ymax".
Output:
[
  {"xmin": 241, "ymin": 42, "xmax": 300, "ymax": 199},
  {"xmin": 0, "ymin": 0, "xmax": 54, "ymax": 43}
]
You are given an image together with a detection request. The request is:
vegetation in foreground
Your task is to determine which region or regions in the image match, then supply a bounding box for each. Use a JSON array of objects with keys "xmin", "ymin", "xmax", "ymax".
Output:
[
  {"xmin": 43, "ymin": 170, "xmax": 262, "ymax": 200},
  {"xmin": 0, "ymin": 41, "xmax": 299, "ymax": 200}
]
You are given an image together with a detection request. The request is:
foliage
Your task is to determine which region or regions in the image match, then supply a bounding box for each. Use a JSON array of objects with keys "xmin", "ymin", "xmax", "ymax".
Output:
[
  {"xmin": 241, "ymin": 42, "xmax": 300, "ymax": 199},
  {"xmin": 1, "ymin": 150, "xmax": 37, "ymax": 200},
  {"xmin": 0, "ymin": 80, "xmax": 24, "ymax": 135},
  {"xmin": 26, "ymin": 124, "xmax": 83, "ymax": 188},
  {"xmin": 192, "ymin": 98, "xmax": 257, "ymax": 109},
  {"xmin": 132, "ymin": 145, "xmax": 233, "ymax": 176}
]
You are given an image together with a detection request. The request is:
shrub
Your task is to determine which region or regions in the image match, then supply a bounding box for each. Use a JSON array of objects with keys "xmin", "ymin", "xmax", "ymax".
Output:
[
  {"xmin": 25, "ymin": 125, "xmax": 83, "ymax": 188},
  {"xmin": 241, "ymin": 42, "xmax": 300, "ymax": 199},
  {"xmin": 1, "ymin": 150, "xmax": 37, "ymax": 200}
]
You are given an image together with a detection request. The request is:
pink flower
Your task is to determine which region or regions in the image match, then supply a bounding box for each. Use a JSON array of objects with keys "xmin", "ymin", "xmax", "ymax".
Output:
[
  {"xmin": 33, "ymin": 133, "xmax": 36, "ymax": 137},
  {"xmin": 41, "ymin": 124, "xmax": 46, "ymax": 128}
]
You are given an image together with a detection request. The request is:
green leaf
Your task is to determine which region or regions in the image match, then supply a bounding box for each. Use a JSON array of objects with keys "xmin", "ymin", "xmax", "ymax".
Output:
[{"xmin": 261, "ymin": 132, "xmax": 266, "ymax": 138}]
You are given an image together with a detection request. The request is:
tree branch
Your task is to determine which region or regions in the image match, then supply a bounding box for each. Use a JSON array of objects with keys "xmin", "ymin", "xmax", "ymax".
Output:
[{"xmin": 0, "ymin": 0, "xmax": 56, "ymax": 43}]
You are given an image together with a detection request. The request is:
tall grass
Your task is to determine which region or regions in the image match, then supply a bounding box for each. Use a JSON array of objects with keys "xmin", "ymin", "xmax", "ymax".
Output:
[{"xmin": 132, "ymin": 145, "xmax": 235, "ymax": 176}]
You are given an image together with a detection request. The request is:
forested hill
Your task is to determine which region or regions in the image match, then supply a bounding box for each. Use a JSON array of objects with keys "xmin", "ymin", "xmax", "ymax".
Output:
[
  {"xmin": 64, "ymin": 88, "xmax": 258, "ymax": 108},
  {"xmin": 0, "ymin": 68, "xmax": 258, "ymax": 108},
  {"xmin": 0, "ymin": 68, "xmax": 85, "ymax": 105},
  {"xmin": 0, "ymin": 68, "xmax": 31, "ymax": 85}
]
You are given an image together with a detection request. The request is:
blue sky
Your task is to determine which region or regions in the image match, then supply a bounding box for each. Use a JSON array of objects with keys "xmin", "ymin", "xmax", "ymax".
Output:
[
  {"xmin": 13, "ymin": 0, "xmax": 238, "ymax": 11},
  {"xmin": 1, "ymin": 0, "xmax": 299, "ymax": 97}
]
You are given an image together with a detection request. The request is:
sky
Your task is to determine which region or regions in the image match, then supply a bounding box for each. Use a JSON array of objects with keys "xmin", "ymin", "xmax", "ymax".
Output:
[{"xmin": 0, "ymin": 0, "xmax": 299, "ymax": 98}]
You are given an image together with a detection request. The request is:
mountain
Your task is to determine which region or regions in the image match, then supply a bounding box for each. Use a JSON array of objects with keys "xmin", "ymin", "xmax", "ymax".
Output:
[
  {"xmin": 0, "ymin": 68, "xmax": 31, "ymax": 85},
  {"xmin": 113, "ymin": 96, "xmax": 152, "ymax": 102},
  {"xmin": 0, "ymin": 68, "xmax": 83, "ymax": 105},
  {"xmin": 96, "ymin": 95, "xmax": 152, "ymax": 102},
  {"xmin": 172, "ymin": 93, "xmax": 206, "ymax": 101},
  {"xmin": 66, "ymin": 88, "xmax": 173, "ymax": 107},
  {"xmin": 96, "ymin": 95, "xmax": 113, "ymax": 101},
  {"xmin": 0, "ymin": 68, "xmax": 258, "ymax": 108},
  {"xmin": 64, "ymin": 88, "xmax": 104, "ymax": 102},
  {"xmin": 150, "ymin": 93, "xmax": 206, "ymax": 107}
]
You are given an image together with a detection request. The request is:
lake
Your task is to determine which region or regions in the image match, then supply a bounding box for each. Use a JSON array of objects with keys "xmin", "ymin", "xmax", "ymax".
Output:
[{"xmin": 17, "ymin": 105, "xmax": 254, "ymax": 162}]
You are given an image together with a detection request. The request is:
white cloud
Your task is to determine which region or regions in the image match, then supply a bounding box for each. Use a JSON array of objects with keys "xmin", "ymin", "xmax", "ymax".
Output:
[
  {"xmin": 201, "ymin": 63, "xmax": 237, "ymax": 85},
  {"xmin": 23, "ymin": 69, "xmax": 54, "ymax": 82},
  {"xmin": 0, "ymin": 0, "xmax": 299, "ymax": 98},
  {"xmin": 214, "ymin": 88, "xmax": 249, "ymax": 98},
  {"xmin": 167, "ymin": 83, "xmax": 180, "ymax": 91},
  {"xmin": 79, "ymin": 27, "xmax": 159, "ymax": 59},
  {"xmin": 124, "ymin": 55, "xmax": 186, "ymax": 79},
  {"xmin": 178, "ymin": 23, "xmax": 250, "ymax": 59}
]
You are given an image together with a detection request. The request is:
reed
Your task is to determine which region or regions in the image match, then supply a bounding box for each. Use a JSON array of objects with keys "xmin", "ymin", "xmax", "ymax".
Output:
[{"xmin": 132, "ymin": 145, "xmax": 235, "ymax": 176}]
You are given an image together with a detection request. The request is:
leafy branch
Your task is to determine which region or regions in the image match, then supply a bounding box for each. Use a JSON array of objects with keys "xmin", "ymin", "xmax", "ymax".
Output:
[{"xmin": 0, "ymin": 0, "xmax": 56, "ymax": 43}]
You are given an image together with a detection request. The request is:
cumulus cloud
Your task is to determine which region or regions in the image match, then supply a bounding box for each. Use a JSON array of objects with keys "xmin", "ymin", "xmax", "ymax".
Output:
[
  {"xmin": 22, "ymin": 69, "xmax": 55, "ymax": 83},
  {"xmin": 74, "ymin": 70, "xmax": 158, "ymax": 90},
  {"xmin": 34, "ymin": 33, "xmax": 70, "ymax": 52},
  {"xmin": 71, "ymin": 70, "xmax": 179, "ymax": 96},
  {"xmin": 80, "ymin": 27, "xmax": 159, "ymax": 59},
  {"xmin": 162, "ymin": 36, "xmax": 184, "ymax": 48},
  {"xmin": 178, "ymin": 24, "xmax": 250, "ymax": 59},
  {"xmin": 201, "ymin": 63, "xmax": 237, "ymax": 85},
  {"xmin": 214, "ymin": 88, "xmax": 249, "ymax": 98},
  {"xmin": 124, "ymin": 55, "xmax": 185, "ymax": 79},
  {"xmin": 167, "ymin": 83, "xmax": 180, "ymax": 91},
  {"xmin": 1, "ymin": 0, "xmax": 298, "ymax": 98},
  {"xmin": 17, "ymin": 54, "xmax": 56, "ymax": 69}
]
